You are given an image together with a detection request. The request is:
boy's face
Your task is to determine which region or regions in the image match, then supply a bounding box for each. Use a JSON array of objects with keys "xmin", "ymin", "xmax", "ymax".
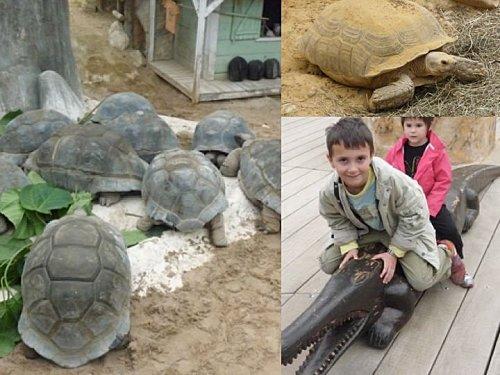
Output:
[
  {"xmin": 327, "ymin": 143, "xmax": 372, "ymax": 194},
  {"xmin": 403, "ymin": 118, "xmax": 429, "ymax": 146}
]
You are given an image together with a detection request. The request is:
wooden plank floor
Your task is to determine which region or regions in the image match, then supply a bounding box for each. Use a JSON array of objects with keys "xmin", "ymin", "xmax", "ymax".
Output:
[
  {"xmin": 150, "ymin": 60, "xmax": 280, "ymax": 102},
  {"xmin": 281, "ymin": 117, "xmax": 500, "ymax": 375}
]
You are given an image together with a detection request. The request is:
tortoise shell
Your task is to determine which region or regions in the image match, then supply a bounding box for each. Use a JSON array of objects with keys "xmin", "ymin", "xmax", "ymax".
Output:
[
  {"xmin": 142, "ymin": 149, "xmax": 228, "ymax": 232},
  {"xmin": 91, "ymin": 92, "xmax": 156, "ymax": 123},
  {"xmin": 239, "ymin": 139, "xmax": 280, "ymax": 214},
  {"xmin": 299, "ymin": 0, "xmax": 454, "ymax": 87},
  {"xmin": 25, "ymin": 125, "xmax": 147, "ymax": 194},
  {"xmin": 0, "ymin": 110, "xmax": 73, "ymax": 165},
  {"xmin": 18, "ymin": 215, "xmax": 131, "ymax": 368},
  {"xmin": 192, "ymin": 110, "xmax": 255, "ymax": 155}
]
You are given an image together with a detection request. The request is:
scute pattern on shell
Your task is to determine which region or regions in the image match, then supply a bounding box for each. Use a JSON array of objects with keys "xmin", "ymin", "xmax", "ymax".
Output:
[
  {"xmin": 239, "ymin": 139, "xmax": 280, "ymax": 214},
  {"xmin": 192, "ymin": 110, "xmax": 256, "ymax": 154},
  {"xmin": 91, "ymin": 92, "xmax": 156, "ymax": 123},
  {"xmin": 103, "ymin": 111, "xmax": 179, "ymax": 162},
  {"xmin": 0, "ymin": 110, "xmax": 73, "ymax": 165},
  {"xmin": 142, "ymin": 149, "xmax": 228, "ymax": 232},
  {"xmin": 18, "ymin": 215, "xmax": 131, "ymax": 368},
  {"xmin": 0, "ymin": 159, "xmax": 30, "ymax": 194},
  {"xmin": 299, "ymin": 0, "xmax": 454, "ymax": 87},
  {"xmin": 26, "ymin": 124, "xmax": 147, "ymax": 194}
]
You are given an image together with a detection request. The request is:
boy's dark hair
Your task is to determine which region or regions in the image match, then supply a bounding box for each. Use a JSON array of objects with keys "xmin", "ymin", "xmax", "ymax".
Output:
[
  {"xmin": 326, "ymin": 118, "xmax": 374, "ymax": 157},
  {"xmin": 401, "ymin": 117, "xmax": 434, "ymax": 128}
]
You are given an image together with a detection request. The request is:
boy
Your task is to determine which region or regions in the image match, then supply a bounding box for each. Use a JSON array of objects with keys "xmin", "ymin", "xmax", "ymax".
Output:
[{"xmin": 318, "ymin": 118, "xmax": 467, "ymax": 291}]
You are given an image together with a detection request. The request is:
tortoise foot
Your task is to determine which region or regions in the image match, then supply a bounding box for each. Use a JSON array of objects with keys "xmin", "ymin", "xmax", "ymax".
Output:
[
  {"xmin": 21, "ymin": 343, "xmax": 40, "ymax": 360},
  {"xmin": 258, "ymin": 206, "xmax": 280, "ymax": 234},
  {"xmin": 137, "ymin": 216, "xmax": 154, "ymax": 232},
  {"xmin": 210, "ymin": 213, "xmax": 228, "ymax": 247},
  {"xmin": 98, "ymin": 192, "xmax": 121, "ymax": 207},
  {"xmin": 368, "ymin": 74, "xmax": 415, "ymax": 112}
]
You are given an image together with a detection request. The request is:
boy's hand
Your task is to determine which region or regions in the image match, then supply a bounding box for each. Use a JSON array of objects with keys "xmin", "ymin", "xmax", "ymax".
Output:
[
  {"xmin": 339, "ymin": 248, "xmax": 359, "ymax": 269},
  {"xmin": 372, "ymin": 252, "xmax": 397, "ymax": 284}
]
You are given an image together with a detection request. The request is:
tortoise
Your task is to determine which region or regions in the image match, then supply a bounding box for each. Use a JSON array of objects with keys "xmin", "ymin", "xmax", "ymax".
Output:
[
  {"xmin": 0, "ymin": 159, "xmax": 30, "ymax": 233},
  {"xmin": 221, "ymin": 139, "xmax": 280, "ymax": 233},
  {"xmin": 24, "ymin": 124, "xmax": 148, "ymax": 206},
  {"xmin": 0, "ymin": 109, "xmax": 74, "ymax": 165},
  {"xmin": 137, "ymin": 149, "xmax": 229, "ymax": 247},
  {"xmin": 103, "ymin": 111, "xmax": 180, "ymax": 162},
  {"xmin": 192, "ymin": 110, "xmax": 255, "ymax": 171},
  {"xmin": 90, "ymin": 92, "xmax": 156, "ymax": 123},
  {"xmin": 297, "ymin": 0, "xmax": 487, "ymax": 111},
  {"xmin": 18, "ymin": 214, "xmax": 131, "ymax": 368}
]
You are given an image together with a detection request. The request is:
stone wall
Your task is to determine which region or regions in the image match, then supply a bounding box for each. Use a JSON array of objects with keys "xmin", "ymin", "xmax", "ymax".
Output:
[{"xmin": 365, "ymin": 117, "xmax": 496, "ymax": 165}]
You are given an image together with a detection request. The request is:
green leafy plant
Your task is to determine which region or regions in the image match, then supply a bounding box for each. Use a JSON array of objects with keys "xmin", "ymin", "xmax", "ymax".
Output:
[{"xmin": 122, "ymin": 229, "xmax": 149, "ymax": 247}]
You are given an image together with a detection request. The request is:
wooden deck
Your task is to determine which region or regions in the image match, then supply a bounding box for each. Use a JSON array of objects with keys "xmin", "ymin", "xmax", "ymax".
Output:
[
  {"xmin": 150, "ymin": 60, "xmax": 280, "ymax": 102},
  {"xmin": 281, "ymin": 117, "xmax": 500, "ymax": 375}
]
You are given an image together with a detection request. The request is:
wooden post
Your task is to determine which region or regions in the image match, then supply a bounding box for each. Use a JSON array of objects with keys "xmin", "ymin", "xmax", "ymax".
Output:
[
  {"xmin": 192, "ymin": 0, "xmax": 207, "ymax": 103},
  {"xmin": 147, "ymin": 0, "xmax": 156, "ymax": 62}
]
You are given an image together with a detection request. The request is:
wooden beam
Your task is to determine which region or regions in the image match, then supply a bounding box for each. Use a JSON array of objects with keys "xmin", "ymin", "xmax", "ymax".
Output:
[
  {"xmin": 147, "ymin": 0, "xmax": 156, "ymax": 62},
  {"xmin": 205, "ymin": 0, "xmax": 224, "ymax": 16},
  {"xmin": 191, "ymin": 0, "xmax": 199, "ymax": 14},
  {"xmin": 191, "ymin": 0, "xmax": 207, "ymax": 103}
]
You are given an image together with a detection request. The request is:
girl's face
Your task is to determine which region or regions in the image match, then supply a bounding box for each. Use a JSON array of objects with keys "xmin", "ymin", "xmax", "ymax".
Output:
[{"xmin": 403, "ymin": 118, "xmax": 429, "ymax": 146}]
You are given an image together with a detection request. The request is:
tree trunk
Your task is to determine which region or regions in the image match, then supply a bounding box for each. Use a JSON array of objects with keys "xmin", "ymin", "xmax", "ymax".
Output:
[{"xmin": 0, "ymin": 0, "xmax": 82, "ymax": 115}]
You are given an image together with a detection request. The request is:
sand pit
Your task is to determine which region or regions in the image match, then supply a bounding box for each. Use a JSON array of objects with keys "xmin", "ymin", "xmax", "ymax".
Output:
[{"xmin": 282, "ymin": 0, "xmax": 499, "ymax": 116}]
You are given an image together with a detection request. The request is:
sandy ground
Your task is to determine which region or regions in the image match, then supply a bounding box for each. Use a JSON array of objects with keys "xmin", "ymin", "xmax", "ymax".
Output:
[
  {"xmin": 69, "ymin": 2, "xmax": 280, "ymax": 139},
  {"xmin": 281, "ymin": 0, "xmax": 499, "ymax": 116},
  {"xmin": 0, "ymin": 2, "xmax": 281, "ymax": 373}
]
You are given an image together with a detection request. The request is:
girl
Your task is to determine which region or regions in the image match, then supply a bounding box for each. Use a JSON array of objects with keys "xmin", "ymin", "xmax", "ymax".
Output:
[{"xmin": 385, "ymin": 117, "xmax": 474, "ymax": 288}]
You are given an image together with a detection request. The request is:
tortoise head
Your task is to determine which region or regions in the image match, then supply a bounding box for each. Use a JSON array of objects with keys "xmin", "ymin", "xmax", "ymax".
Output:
[{"xmin": 425, "ymin": 52, "xmax": 456, "ymax": 76}]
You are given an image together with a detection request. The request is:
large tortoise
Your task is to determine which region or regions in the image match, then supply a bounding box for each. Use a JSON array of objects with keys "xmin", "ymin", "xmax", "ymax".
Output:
[
  {"xmin": 90, "ymin": 92, "xmax": 156, "ymax": 123},
  {"xmin": 298, "ymin": 0, "xmax": 487, "ymax": 111},
  {"xmin": 137, "ymin": 149, "xmax": 229, "ymax": 247},
  {"xmin": 0, "ymin": 159, "xmax": 30, "ymax": 233},
  {"xmin": 192, "ymin": 110, "xmax": 255, "ymax": 171},
  {"xmin": 103, "ymin": 111, "xmax": 179, "ymax": 162},
  {"xmin": 24, "ymin": 124, "xmax": 148, "ymax": 206},
  {"xmin": 18, "ymin": 214, "xmax": 131, "ymax": 368},
  {"xmin": 0, "ymin": 110, "xmax": 74, "ymax": 165},
  {"xmin": 221, "ymin": 139, "xmax": 280, "ymax": 233}
]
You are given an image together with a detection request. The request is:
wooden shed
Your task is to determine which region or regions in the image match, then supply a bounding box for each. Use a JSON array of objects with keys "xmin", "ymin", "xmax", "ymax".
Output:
[{"xmin": 123, "ymin": 0, "xmax": 280, "ymax": 102}]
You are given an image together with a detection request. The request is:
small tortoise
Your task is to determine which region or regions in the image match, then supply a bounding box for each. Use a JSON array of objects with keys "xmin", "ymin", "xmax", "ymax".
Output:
[
  {"xmin": 298, "ymin": 0, "xmax": 487, "ymax": 111},
  {"xmin": 103, "ymin": 111, "xmax": 179, "ymax": 162},
  {"xmin": 0, "ymin": 159, "xmax": 30, "ymax": 233},
  {"xmin": 137, "ymin": 149, "xmax": 229, "ymax": 247},
  {"xmin": 24, "ymin": 124, "xmax": 148, "ymax": 206},
  {"xmin": 18, "ymin": 214, "xmax": 131, "ymax": 368},
  {"xmin": 0, "ymin": 110, "xmax": 74, "ymax": 165},
  {"xmin": 90, "ymin": 92, "xmax": 156, "ymax": 123},
  {"xmin": 221, "ymin": 139, "xmax": 280, "ymax": 233},
  {"xmin": 192, "ymin": 110, "xmax": 255, "ymax": 170}
]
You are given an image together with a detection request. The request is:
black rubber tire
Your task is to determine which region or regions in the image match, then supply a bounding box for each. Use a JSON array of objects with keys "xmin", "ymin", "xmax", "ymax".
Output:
[
  {"xmin": 247, "ymin": 60, "xmax": 264, "ymax": 81},
  {"xmin": 227, "ymin": 56, "xmax": 248, "ymax": 82},
  {"xmin": 263, "ymin": 58, "xmax": 280, "ymax": 79}
]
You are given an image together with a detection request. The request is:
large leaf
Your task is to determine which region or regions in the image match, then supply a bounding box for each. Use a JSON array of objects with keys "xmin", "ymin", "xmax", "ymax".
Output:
[
  {"xmin": 67, "ymin": 191, "xmax": 93, "ymax": 215},
  {"xmin": 0, "ymin": 236, "xmax": 30, "ymax": 263},
  {"xmin": 0, "ymin": 291, "xmax": 22, "ymax": 358},
  {"xmin": 122, "ymin": 229, "xmax": 148, "ymax": 247},
  {"xmin": 19, "ymin": 184, "xmax": 72, "ymax": 214},
  {"xmin": 0, "ymin": 189, "xmax": 23, "ymax": 228},
  {"xmin": 27, "ymin": 171, "xmax": 46, "ymax": 185}
]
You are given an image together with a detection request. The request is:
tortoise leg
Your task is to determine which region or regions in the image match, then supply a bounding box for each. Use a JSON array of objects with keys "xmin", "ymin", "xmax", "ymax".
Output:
[
  {"xmin": 0, "ymin": 216, "xmax": 8, "ymax": 234},
  {"xmin": 110, "ymin": 332, "xmax": 131, "ymax": 350},
  {"xmin": 258, "ymin": 206, "xmax": 280, "ymax": 234},
  {"xmin": 368, "ymin": 74, "xmax": 415, "ymax": 112},
  {"xmin": 306, "ymin": 63, "xmax": 324, "ymax": 76},
  {"xmin": 366, "ymin": 275, "xmax": 419, "ymax": 348},
  {"xmin": 98, "ymin": 192, "xmax": 121, "ymax": 206},
  {"xmin": 220, "ymin": 148, "xmax": 241, "ymax": 177},
  {"xmin": 452, "ymin": 56, "xmax": 487, "ymax": 83},
  {"xmin": 137, "ymin": 215, "xmax": 154, "ymax": 232},
  {"xmin": 215, "ymin": 154, "xmax": 226, "ymax": 168},
  {"xmin": 209, "ymin": 213, "xmax": 228, "ymax": 247},
  {"xmin": 21, "ymin": 343, "xmax": 40, "ymax": 360},
  {"xmin": 463, "ymin": 187, "xmax": 479, "ymax": 233},
  {"xmin": 205, "ymin": 152, "xmax": 218, "ymax": 166}
]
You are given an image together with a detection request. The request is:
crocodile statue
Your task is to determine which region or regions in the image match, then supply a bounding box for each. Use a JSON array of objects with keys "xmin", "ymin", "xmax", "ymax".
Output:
[{"xmin": 281, "ymin": 164, "xmax": 500, "ymax": 374}]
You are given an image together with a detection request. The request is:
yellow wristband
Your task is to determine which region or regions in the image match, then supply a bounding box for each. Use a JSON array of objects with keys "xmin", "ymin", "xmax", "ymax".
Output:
[
  {"xmin": 388, "ymin": 245, "xmax": 406, "ymax": 258},
  {"xmin": 340, "ymin": 241, "xmax": 359, "ymax": 255}
]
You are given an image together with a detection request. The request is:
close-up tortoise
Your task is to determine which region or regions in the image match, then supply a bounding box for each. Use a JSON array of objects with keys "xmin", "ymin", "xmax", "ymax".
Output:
[
  {"xmin": 221, "ymin": 139, "xmax": 280, "ymax": 233},
  {"xmin": 297, "ymin": 0, "xmax": 487, "ymax": 111},
  {"xmin": 24, "ymin": 124, "xmax": 148, "ymax": 206},
  {"xmin": 18, "ymin": 214, "xmax": 131, "ymax": 368},
  {"xmin": 192, "ymin": 110, "xmax": 256, "ymax": 170},
  {"xmin": 137, "ymin": 149, "xmax": 229, "ymax": 247}
]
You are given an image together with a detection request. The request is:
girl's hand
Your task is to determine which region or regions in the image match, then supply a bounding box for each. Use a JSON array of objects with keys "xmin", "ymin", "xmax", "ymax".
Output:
[
  {"xmin": 372, "ymin": 252, "xmax": 397, "ymax": 284},
  {"xmin": 339, "ymin": 248, "xmax": 359, "ymax": 269}
]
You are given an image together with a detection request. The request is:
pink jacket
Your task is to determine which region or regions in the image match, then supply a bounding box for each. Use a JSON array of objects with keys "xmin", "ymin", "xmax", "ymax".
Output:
[{"xmin": 385, "ymin": 130, "xmax": 452, "ymax": 217}]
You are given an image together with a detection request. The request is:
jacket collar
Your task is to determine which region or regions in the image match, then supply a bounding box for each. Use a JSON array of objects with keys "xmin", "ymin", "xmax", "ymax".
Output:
[{"xmin": 393, "ymin": 130, "xmax": 445, "ymax": 154}]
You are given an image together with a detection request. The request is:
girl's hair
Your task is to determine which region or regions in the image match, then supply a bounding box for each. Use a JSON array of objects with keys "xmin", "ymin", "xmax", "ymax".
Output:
[
  {"xmin": 401, "ymin": 117, "xmax": 434, "ymax": 128},
  {"xmin": 326, "ymin": 118, "xmax": 374, "ymax": 157}
]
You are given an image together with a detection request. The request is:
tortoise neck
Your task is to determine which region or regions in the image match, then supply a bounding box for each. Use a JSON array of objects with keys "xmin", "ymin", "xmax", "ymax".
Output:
[{"xmin": 408, "ymin": 56, "xmax": 428, "ymax": 77}]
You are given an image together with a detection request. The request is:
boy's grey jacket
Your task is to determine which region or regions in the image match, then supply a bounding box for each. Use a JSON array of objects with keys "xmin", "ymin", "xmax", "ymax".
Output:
[{"xmin": 319, "ymin": 157, "xmax": 441, "ymax": 270}]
